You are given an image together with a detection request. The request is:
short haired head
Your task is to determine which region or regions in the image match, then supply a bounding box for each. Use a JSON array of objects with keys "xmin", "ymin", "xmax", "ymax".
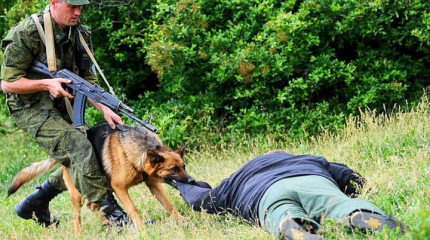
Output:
[
  {"xmin": 264, "ymin": 149, "xmax": 287, "ymax": 155},
  {"xmin": 60, "ymin": 0, "xmax": 90, "ymax": 5}
]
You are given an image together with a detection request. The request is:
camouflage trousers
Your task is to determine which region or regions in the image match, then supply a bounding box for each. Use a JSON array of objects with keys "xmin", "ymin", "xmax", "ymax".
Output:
[{"xmin": 11, "ymin": 102, "xmax": 112, "ymax": 203}]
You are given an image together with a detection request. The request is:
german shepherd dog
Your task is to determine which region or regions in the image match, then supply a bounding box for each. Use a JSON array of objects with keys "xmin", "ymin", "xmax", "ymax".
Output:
[{"xmin": 8, "ymin": 123, "xmax": 193, "ymax": 233}]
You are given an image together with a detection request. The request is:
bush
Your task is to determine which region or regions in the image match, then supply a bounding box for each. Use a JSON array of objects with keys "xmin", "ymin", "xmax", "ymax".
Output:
[{"xmin": 143, "ymin": 0, "xmax": 429, "ymax": 145}]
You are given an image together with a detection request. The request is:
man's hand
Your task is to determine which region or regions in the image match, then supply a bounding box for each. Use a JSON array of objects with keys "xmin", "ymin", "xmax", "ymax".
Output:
[
  {"xmin": 45, "ymin": 78, "xmax": 74, "ymax": 99},
  {"xmin": 101, "ymin": 105, "xmax": 124, "ymax": 129},
  {"xmin": 165, "ymin": 179, "xmax": 212, "ymax": 190},
  {"xmin": 88, "ymin": 99, "xmax": 124, "ymax": 129}
]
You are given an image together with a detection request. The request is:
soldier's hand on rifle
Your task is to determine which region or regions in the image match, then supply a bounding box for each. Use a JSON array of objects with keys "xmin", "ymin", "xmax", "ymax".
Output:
[
  {"xmin": 87, "ymin": 99, "xmax": 124, "ymax": 129},
  {"xmin": 45, "ymin": 78, "xmax": 74, "ymax": 99},
  {"xmin": 101, "ymin": 106, "xmax": 124, "ymax": 129}
]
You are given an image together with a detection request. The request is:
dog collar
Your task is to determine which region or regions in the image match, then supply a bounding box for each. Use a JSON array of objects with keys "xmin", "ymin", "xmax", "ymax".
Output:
[{"xmin": 141, "ymin": 172, "xmax": 149, "ymax": 182}]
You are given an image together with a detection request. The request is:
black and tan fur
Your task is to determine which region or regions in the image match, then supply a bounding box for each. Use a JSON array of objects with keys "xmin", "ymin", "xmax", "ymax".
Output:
[{"xmin": 8, "ymin": 123, "xmax": 192, "ymax": 233}]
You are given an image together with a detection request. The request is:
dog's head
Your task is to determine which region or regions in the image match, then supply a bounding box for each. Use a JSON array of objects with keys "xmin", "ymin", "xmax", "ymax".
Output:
[{"xmin": 143, "ymin": 143, "xmax": 194, "ymax": 184}]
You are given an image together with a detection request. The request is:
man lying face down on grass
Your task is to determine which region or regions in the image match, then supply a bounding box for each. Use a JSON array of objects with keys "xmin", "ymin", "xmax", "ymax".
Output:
[{"xmin": 166, "ymin": 150, "xmax": 407, "ymax": 240}]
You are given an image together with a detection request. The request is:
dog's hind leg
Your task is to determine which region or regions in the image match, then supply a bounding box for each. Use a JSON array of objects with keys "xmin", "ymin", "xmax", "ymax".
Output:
[
  {"xmin": 86, "ymin": 202, "xmax": 109, "ymax": 225},
  {"xmin": 63, "ymin": 167, "xmax": 84, "ymax": 234},
  {"xmin": 145, "ymin": 181, "xmax": 188, "ymax": 220}
]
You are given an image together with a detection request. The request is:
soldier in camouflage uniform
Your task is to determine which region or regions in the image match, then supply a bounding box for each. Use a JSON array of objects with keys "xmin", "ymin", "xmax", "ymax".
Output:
[{"xmin": 1, "ymin": 0, "xmax": 131, "ymax": 228}]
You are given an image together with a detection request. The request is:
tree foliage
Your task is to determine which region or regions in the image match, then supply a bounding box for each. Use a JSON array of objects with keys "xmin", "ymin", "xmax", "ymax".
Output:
[{"xmin": 1, "ymin": 0, "xmax": 429, "ymax": 147}]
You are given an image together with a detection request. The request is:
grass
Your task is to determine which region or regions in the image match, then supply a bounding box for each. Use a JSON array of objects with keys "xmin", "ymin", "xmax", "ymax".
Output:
[{"xmin": 0, "ymin": 95, "xmax": 428, "ymax": 239}]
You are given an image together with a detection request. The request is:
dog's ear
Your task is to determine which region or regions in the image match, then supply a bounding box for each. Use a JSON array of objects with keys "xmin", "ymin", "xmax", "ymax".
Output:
[
  {"xmin": 138, "ymin": 151, "xmax": 147, "ymax": 170},
  {"xmin": 146, "ymin": 149, "xmax": 164, "ymax": 164},
  {"xmin": 175, "ymin": 143, "xmax": 187, "ymax": 158}
]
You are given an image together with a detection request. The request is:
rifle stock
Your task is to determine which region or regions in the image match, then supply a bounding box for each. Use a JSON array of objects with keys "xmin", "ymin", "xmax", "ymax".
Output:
[{"xmin": 29, "ymin": 60, "xmax": 160, "ymax": 134}]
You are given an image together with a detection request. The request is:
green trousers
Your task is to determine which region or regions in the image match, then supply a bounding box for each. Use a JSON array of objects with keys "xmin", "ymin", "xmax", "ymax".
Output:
[
  {"xmin": 258, "ymin": 175, "xmax": 384, "ymax": 238},
  {"xmin": 11, "ymin": 102, "xmax": 111, "ymax": 203}
]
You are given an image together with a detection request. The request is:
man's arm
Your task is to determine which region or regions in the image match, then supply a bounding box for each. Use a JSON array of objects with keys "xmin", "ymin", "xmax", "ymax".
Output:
[
  {"xmin": 1, "ymin": 77, "xmax": 73, "ymax": 98},
  {"xmin": 173, "ymin": 181, "xmax": 225, "ymax": 215},
  {"xmin": 1, "ymin": 78, "xmax": 123, "ymax": 129},
  {"xmin": 87, "ymin": 99, "xmax": 124, "ymax": 129},
  {"xmin": 327, "ymin": 162, "xmax": 366, "ymax": 198}
]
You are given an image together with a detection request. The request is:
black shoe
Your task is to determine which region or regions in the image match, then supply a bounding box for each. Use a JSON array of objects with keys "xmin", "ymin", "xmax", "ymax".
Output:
[
  {"xmin": 13, "ymin": 180, "xmax": 62, "ymax": 227},
  {"xmin": 144, "ymin": 219, "xmax": 156, "ymax": 225},
  {"xmin": 280, "ymin": 219, "xmax": 323, "ymax": 240},
  {"xmin": 98, "ymin": 193, "xmax": 132, "ymax": 229},
  {"xmin": 350, "ymin": 211, "xmax": 408, "ymax": 234}
]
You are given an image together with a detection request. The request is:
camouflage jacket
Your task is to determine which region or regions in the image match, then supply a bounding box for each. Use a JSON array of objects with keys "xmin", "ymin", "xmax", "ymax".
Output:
[{"xmin": 1, "ymin": 11, "xmax": 98, "ymax": 111}]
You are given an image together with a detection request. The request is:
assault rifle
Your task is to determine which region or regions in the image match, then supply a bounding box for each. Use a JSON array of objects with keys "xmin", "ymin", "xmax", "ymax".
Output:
[{"xmin": 29, "ymin": 60, "xmax": 160, "ymax": 134}]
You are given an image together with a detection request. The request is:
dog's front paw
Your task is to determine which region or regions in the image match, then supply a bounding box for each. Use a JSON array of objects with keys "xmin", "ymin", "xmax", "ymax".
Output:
[
  {"xmin": 171, "ymin": 211, "xmax": 189, "ymax": 221},
  {"xmin": 175, "ymin": 215, "xmax": 190, "ymax": 221}
]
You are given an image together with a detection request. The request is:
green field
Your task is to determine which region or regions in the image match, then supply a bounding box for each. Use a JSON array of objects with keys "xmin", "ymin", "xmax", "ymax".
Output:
[{"xmin": 0, "ymin": 97, "xmax": 428, "ymax": 240}]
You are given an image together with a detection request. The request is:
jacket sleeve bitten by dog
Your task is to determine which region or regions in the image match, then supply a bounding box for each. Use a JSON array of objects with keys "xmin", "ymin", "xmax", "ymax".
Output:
[{"xmin": 175, "ymin": 181, "xmax": 227, "ymax": 215}]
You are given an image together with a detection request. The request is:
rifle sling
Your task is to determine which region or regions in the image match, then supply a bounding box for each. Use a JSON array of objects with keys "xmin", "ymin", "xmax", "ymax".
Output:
[
  {"xmin": 43, "ymin": 11, "xmax": 57, "ymax": 73},
  {"xmin": 31, "ymin": 14, "xmax": 46, "ymax": 45},
  {"xmin": 76, "ymin": 30, "xmax": 117, "ymax": 97}
]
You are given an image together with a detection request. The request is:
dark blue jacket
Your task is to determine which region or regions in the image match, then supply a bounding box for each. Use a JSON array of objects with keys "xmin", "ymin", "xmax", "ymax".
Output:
[{"xmin": 175, "ymin": 152, "xmax": 365, "ymax": 226}]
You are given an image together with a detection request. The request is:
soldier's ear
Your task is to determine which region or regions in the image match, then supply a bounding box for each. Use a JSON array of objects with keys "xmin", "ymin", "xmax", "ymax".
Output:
[
  {"xmin": 147, "ymin": 149, "xmax": 164, "ymax": 165},
  {"xmin": 175, "ymin": 143, "xmax": 187, "ymax": 158}
]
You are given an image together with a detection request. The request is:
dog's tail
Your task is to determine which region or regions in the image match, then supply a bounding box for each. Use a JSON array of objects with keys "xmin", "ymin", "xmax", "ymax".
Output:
[{"xmin": 8, "ymin": 157, "xmax": 60, "ymax": 197}]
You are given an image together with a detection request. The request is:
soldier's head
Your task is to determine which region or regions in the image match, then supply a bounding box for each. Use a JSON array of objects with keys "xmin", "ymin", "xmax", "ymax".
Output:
[{"xmin": 50, "ymin": 0, "xmax": 90, "ymax": 29}]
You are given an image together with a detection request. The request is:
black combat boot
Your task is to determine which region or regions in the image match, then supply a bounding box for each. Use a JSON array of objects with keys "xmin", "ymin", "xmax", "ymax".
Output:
[
  {"xmin": 13, "ymin": 179, "xmax": 62, "ymax": 227},
  {"xmin": 98, "ymin": 192, "xmax": 133, "ymax": 230},
  {"xmin": 98, "ymin": 193, "xmax": 156, "ymax": 231},
  {"xmin": 280, "ymin": 219, "xmax": 323, "ymax": 240},
  {"xmin": 350, "ymin": 211, "xmax": 408, "ymax": 235}
]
